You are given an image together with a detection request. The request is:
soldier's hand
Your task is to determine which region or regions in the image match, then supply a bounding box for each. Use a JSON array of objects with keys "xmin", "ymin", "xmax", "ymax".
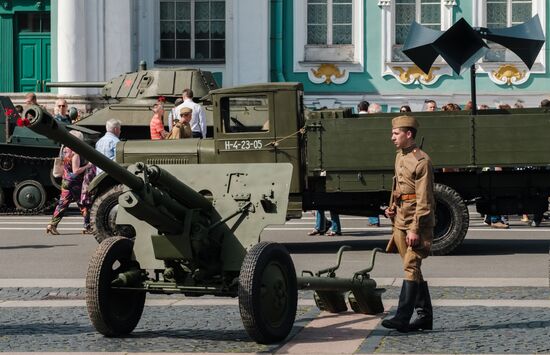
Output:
[
  {"xmin": 385, "ymin": 207, "xmax": 396, "ymax": 218},
  {"xmin": 406, "ymin": 232, "xmax": 420, "ymax": 247}
]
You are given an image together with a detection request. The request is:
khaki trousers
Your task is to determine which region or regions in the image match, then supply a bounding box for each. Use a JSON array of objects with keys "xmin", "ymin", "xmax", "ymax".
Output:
[{"xmin": 392, "ymin": 227, "xmax": 433, "ymax": 282}]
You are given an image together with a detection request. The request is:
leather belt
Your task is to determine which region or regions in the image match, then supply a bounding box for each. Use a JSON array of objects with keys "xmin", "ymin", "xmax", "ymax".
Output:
[{"xmin": 400, "ymin": 193, "xmax": 416, "ymax": 201}]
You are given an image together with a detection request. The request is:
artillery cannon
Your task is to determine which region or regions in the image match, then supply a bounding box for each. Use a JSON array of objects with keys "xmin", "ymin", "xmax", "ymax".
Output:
[{"xmin": 25, "ymin": 104, "xmax": 386, "ymax": 344}]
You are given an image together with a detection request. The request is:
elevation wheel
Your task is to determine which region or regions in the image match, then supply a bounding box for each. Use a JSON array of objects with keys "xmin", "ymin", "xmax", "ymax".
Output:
[
  {"xmin": 90, "ymin": 185, "xmax": 135, "ymax": 243},
  {"xmin": 12, "ymin": 180, "xmax": 46, "ymax": 211},
  {"xmin": 238, "ymin": 241, "xmax": 297, "ymax": 344},
  {"xmin": 86, "ymin": 236, "xmax": 145, "ymax": 337},
  {"xmin": 431, "ymin": 183, "xmax": 469, "ymax": 255}
]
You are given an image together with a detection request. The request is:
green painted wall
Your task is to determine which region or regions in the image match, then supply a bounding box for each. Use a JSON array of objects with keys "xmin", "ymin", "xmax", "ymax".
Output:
[
  {"xmin": 0, "ymin": 0, "xmax": 51, "ymax": 92},
  {"xmin": 276, "ymin": 0, "xmax": 550, "ymax": 97},
  {"xmin": 0, "ymin": 14, "xmax": 15, "ymax": 91}
]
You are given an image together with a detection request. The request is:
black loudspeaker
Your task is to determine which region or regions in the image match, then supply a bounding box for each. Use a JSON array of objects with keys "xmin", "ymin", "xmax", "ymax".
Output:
[{"xmin": 477, "ymin": 15, "xmax": 545, "ymax": 69}]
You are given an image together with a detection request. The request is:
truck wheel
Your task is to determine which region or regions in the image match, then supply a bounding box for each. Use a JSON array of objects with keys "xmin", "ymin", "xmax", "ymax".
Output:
[
  {"xmin": 431, "ymin": 183, "xmax": 469, "ymax": 255},
  {"xmin": 12, "ymin": 180, "xmax": 46, "ymax": 211},
  {"xmin": 239, "ymin": 241, "xmax": 298, "ymax": 344},
  {"xmin": 91, "ymin": 185, "xmax": 135, "ymax": 243},
  {"xmin": 86, "ymin": 237, "xmax": 145, "ymax": 336}
]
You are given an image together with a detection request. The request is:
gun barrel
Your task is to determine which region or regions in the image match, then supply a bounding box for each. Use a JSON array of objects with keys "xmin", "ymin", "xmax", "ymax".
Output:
[
  {"xmin": 46, "ymin": 82, "xmax": 108, "ymax": 88},
  {"xmin": 147, "ymin": 165, "xmax": 212, "ymax": 211},
  {"xmin": 23, "ymin": 105, "xmax": 144, "ymax": 191}
]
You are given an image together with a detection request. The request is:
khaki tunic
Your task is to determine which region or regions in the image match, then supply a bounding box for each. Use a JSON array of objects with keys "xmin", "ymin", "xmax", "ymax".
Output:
[
  {"xmin": 386, "ymin": 144, "xmax": 435, "ymax": 281},
  {"xmin": 167, "ymin": 122, "xmax": 192, "ymax": 139}
]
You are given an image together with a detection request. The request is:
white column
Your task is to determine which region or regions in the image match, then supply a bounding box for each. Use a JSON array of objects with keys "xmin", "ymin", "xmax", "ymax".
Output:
[
  {"xmin": 57, "ymin": 0, "xmax": 88, "ymax": 95},
  {"xmin": 104, "ymin": 0, "xmax": 134, "ymax": 78},
  {"xmin": 229, "ymin": 0, "xmax": 269, "ymax": 85}
]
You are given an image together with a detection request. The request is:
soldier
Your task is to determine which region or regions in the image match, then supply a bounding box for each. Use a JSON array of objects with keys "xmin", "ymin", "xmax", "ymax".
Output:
[{"xmin": 382, "ymin": 115, "xmax": 435, "ymax": 333}]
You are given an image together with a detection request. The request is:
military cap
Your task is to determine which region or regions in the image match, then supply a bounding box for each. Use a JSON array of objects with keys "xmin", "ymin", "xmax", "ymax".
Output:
[
  {"xmin": 180, "ymin": 107, "xmax": 193, "ymax": 115},
  {"xmin": 392, "ymin": 115, "xmax": 419, "ymax": 129}
]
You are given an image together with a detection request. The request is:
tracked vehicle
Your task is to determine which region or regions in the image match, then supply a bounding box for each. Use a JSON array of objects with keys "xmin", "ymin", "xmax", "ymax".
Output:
[
  {"xmin": 49, "ymin": 65, "xmax": 219, "ymax": 139},
  {"xmin": 0, "ymin": 97, "xmax": 60, "ymax": 213}
]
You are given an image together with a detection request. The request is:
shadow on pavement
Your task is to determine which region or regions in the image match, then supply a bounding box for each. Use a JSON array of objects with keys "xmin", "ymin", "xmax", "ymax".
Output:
[
  {"xmin": 284, "ymin": 239, "xmax": 388, "ymax": 253},
  {"xmin": 0, "ymin": 244, "xmax": 77, "ymax": 250},
  {"xmin": 451, "ymin": 239, "xmax": 550, "ymax": 256}
]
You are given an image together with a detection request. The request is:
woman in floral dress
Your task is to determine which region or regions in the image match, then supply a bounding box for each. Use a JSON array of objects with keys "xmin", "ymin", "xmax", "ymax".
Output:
[{"xmin": 46, "ymin": 130, "xmax": 93, "ymax": 235}]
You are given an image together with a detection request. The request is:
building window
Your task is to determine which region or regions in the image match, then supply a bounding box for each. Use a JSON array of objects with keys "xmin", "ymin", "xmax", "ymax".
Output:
[
  {"xmin": 160, "ymin": 0, "xmax": 225, "ymax": 61},
  {"xmin": 307, "ymin": 0, "xmax": 353, "ymax": 45},
  {"xmin": 393, "ymin": 0, "xmax": 441, "ymax": 62},
  {"xmin": 484, "ymin": 0, "xmax": 532, "ymax": 61},
  {"xmin": 293, "ymin": 0, "xmax": 363, "ymax": 83}
]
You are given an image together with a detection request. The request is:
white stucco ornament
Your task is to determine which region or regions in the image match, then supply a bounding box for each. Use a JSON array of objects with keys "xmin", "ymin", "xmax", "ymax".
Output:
[
  {"xmin": 384, "ymin": 64, "xmax": 452, "ymax": 86},
  {"xmin": 490, "ymin": 64, "xmax": 530, "ymax": 86},
  {"xmin": 308, "ymin": 64, "xmax": 349, "ymax": 85}
]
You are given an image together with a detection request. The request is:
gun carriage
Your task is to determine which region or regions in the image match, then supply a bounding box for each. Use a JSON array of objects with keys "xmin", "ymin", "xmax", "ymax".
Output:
[{"xmin": 26, "ymin": 105, "xmax": 386, "ymax": 344}]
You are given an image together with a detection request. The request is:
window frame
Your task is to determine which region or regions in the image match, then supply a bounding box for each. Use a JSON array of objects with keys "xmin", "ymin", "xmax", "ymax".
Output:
[
  {"xmin": 157, "ymin": 0, "xmax": 226, "ymax": 64},
  {"xmin": 472, "ymin": 0, "xmax": 546, "ymax": 83},
  {"xmin": 380, "ymin": 0, "xmax": 455, "ymax": 85},
  {"xmin": 293, "ymin": 0, "xmax": 364, "ymax": 84},
  {"xmin": 306, "ymin": 0, "xmax": 354, "ymax": 46}
]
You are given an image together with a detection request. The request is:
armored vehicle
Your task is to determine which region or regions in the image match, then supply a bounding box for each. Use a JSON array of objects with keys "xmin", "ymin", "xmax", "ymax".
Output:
[
  {"xmin": 87, "ymin": 81, "xmax": 550, "ymax": 255},
  {"xmin": 49, "ymin": 65, "xmax": 219, "ymax": 139},
  {"xmin": 27, "ymin": 105, "xmax": 387, "ymax": 344},
  {"xmin": 0, "ymin": 96, "xmax": 60, "ymax": 213}
]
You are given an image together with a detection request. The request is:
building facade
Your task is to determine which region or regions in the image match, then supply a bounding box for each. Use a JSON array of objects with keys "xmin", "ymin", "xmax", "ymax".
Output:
[{"xmin": 0, "ymin": 0, "xmax": 548, "ymax": 110}]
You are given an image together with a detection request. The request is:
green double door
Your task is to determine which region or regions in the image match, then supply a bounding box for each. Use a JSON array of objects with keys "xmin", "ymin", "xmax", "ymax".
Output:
[{"xmin": 17, "ymin": 33, "xmax": 51, "ymax": 93}]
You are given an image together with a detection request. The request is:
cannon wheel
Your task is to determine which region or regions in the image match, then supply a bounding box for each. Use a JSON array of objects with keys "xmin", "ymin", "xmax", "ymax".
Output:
[
  {"xmin": 238, "ymin": 241, "xmax": 297, "ymax": 344},
  {"xmin": 431, "ymin": 183, "xmax": 469, "ymax": 256},
  {"xmin": 12, "ymin": 180, "xmax": 46, "ymax": 211},
  {"xmin": 90, "ymin": 185, "xmax": 135, "ymax": 243},
  {"xmin": 86, "ymin": 236, "xmax": 145, "ymax": 336}
]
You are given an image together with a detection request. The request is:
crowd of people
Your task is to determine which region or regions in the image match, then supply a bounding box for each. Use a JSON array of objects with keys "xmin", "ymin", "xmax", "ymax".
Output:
[{"xmin": 149, "ymin": 88, "xmax": 207, "ymax": 141}]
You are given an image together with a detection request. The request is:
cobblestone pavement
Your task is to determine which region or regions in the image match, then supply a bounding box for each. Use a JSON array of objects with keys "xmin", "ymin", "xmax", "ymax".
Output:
[
  {"xmin": 1, "ymin": 287, "xmax": 550, "ymax": 353},
  {"xmin": 1, "ymin": 286, "xmax": 549, "ymax": 301},
  {"xmin": 360, "ymin": 307, "xmax": 550, "ymax": 354},
  {"xmin": 0, "ymin": 305, "xmax": 317, "ymax": 353}
]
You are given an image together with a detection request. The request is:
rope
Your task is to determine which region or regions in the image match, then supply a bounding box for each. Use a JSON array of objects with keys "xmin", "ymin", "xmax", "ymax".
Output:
[{"xmin": 265, "ymin": 126, "xmax": 306, "ymax": 147}]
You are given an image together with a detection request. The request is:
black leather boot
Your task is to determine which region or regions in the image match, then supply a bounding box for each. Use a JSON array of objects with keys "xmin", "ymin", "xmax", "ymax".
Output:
[
  {"xmin": 381, "ymin": 280, "xmax": 418, "ymax": 332},
  {"xmin": 409, "ymin": 281, "xmax": 433, "ymax": 331}
]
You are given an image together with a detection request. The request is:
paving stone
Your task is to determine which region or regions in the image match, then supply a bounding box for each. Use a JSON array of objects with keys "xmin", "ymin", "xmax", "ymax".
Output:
[
  {"xmin": 0, "ymin": 305, "xmax": 317, "ymax": 353},
  {"xmin": 2, "ymin": 286, "xmax": 549, "ymax": 301},
  {"xmin": 358, "ymin": 306, "xmax": 550, "ymax": 354}
]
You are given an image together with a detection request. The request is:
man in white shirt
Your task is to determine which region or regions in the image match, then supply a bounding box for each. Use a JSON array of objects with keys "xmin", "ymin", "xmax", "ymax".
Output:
[
  {"xmin": 175, "ymin": 89, "xmax": 206, "ymax": 138},
  {"xmin": 95, "ymin": 118, "xmax": 121, "ymax": 175}
]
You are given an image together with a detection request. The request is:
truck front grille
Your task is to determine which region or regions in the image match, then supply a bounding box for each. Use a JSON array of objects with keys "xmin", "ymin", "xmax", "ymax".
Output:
[{"xmin": 146, "ymin": 157, "xmax": 190, "ymax": 165}]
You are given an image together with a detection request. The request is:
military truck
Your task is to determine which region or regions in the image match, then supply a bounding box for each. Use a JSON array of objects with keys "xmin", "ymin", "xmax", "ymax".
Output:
[
  {"xmin": 88, "ymin": 82, "xmax": 550, "ymax": 255},
  {"xmin": 0, "ymin": 97, "xmax": 60, "ymax": 213}
]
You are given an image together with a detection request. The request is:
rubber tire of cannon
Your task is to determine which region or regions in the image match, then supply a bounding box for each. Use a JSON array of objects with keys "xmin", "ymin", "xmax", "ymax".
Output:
[
  {"xmin": 86, "ymin": 236, "xmax": 145, "ymax": 337},
  {"xmin": 91, "ymin": 185, "xmax": 136, "ymax": 243},
  {"xmin": 431, "ymin": 183, "xmax": 469, "ymax": 256},
  {"xmin": 238, "ymin": 241, "xmax": 298, "ymax": 344}
]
